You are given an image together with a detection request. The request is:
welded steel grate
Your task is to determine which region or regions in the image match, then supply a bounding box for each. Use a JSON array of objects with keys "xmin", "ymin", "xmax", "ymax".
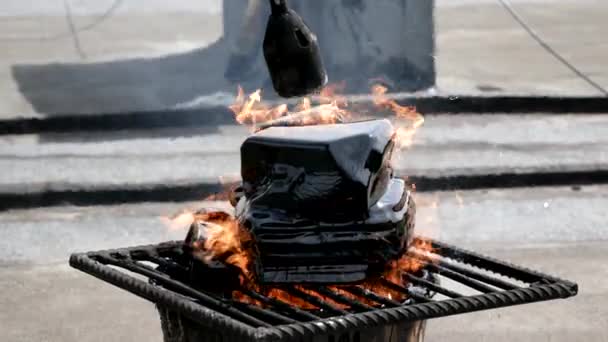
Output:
[{"xmin": 70, "ymin": 237, "xmax": 577, "ymax": 342}]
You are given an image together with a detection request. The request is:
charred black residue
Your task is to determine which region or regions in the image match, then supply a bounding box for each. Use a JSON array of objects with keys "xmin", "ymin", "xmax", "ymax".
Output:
[{"xmin": 236, "ymin": 119, "xmax": 416, "ymax": 283}]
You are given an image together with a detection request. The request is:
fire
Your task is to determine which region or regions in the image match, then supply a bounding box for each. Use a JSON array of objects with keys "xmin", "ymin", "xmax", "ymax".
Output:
[
  {"xmin": 318, "ymin": 81, "xmax": 348, "ymax": 107},
  {"xmin": 189, "ymin": 211, "xmax": 435, "ymax": 309},
  {"xmin": 383, "ymin": 238, "xmax": 434, "ymax": 285},
  {"xmin": 371, "ymin": 84, "xmax": 425, "ymax": 149},
  {"xmin": 228, "ymin": 82, "xmax": 422, "ymax": 134},
  {"xmin": 190, "ymin": 211, "xmax": 256, "ymax": 285},
  {"xmin": 178, "ymin": 82, "xmax": 431, "ymax": 309},
  {"xmin": 229, "ymin": 86, "xmax": 288, "ymax": 125},
  {"xmin": 228, "ymin": 86, "xmax": 346, "ymax": 129}
]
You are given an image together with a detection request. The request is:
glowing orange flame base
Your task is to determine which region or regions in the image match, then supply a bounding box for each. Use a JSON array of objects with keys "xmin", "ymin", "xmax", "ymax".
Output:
[
  {"xmin": 191, "ymin": 212, "xmax": 434, "ymax": 309},
  {"xmin": 170, "ymin": 82, "xmax": 429, "ymax": 309}
]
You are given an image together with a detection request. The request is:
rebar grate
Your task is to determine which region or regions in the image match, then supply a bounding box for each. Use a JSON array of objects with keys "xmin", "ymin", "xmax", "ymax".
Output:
[{"xmin": 70, "ymin": 237, "xmax": 577, "ymax": 342}]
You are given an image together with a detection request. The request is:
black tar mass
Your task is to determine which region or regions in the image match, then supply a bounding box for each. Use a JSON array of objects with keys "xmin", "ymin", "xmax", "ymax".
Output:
[{"xmin": 234, "ymin": 119, "xmax": 416, "ymax": 284}]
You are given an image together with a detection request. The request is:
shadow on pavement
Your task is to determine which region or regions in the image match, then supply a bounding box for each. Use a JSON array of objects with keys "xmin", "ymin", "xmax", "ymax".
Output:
[
  {"xmin": 9, "ymin": 38, "xmax": 270, "ymax": 142},
  {"xmin": 10, "ymin": 38, "xmax": 266, "ymax": 116}
]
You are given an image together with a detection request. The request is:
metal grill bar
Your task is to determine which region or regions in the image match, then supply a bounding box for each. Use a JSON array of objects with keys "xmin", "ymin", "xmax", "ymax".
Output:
[
  {"xmin": 70, "ymin": 238, "xmax": 578, "ymax": 342},
  {"xmin": 307, "ymin": 286, "xmax": 375, "ymax": 311},
  {"xmin": 378, "ymin": 278, "xmax": 432, "ymax": 303},
  {"xmin": 282, "ymin": 286, "xmax": 350, "ymax": 316},
  {"xmin": 404, "ymin": 273, "xmax": 463, "ymax": 298},
  {"xmin": 431, "ymin": 240, "xmax": 557, "ymax": 285},
  {"xmin": 425, "ymin": 254, "xmax": 518, "ymax": 291},
  {"xmin": 238, "ymin": 289, "xmax": 321, "ymax": 321},
  {"xmin": 341, "ymin": 286, "xmax": 402, "ymax": 307},
  {"xmin": 427, "ymin": 263, "xmax": 497, "ymax": 293},
  {"xmin": 233, "ymin": 302, "xmax": 298, "ymax": 325},
  {"xmin": 96, "ymin": 254, "xmax": 270, "ymax": 327},
  {"xmin": 408, "ymin": 254, "xmax": 497, "ymax": 294},
  {"xmin": 69, "ymin": 252, "xmax": 257, "ymax": 339}
]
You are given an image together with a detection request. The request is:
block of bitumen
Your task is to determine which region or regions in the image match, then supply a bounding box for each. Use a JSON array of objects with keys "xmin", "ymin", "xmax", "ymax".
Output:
[
  {"xmin": 236, "ymin": 119, "xmax": 416, "ymax": 283},
  {"xmin": 240, "ymin": 119, "xmax": 395, "ymax": 218},
  {"xmin": 237, "ymin": 179, "xmax": 416, "ymax": 284}
]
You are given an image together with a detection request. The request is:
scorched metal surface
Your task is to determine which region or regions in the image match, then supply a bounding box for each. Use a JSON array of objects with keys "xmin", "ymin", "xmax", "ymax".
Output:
[{"xmin": 69, "ymin": 238, "xmax": 578, "ymax": 342}]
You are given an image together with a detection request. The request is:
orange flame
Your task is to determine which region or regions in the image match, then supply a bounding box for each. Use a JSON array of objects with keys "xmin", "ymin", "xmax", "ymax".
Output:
[
  {"xmin": 229, "ymin": 86, "xmax": 288, "ymax": 126},
  {"xmin": 371, "ymin": 84, "xmax": 425, "ymax": 149},
  {"xmin": 319, "ymin": 81, "xmax": 348, "ymax": 107},
  {"xmin": 191, "ymin": 211, "xmax": 256, "ymax": 285},
  {"xmin": 189, "ymin": 211, "xmax": 436, "ymax": 308},
  {"xmin": 181, "ymin": 82, "xmax": 431, "ymax": 308},
  {"xmin": 228, "ymin": 83, "xmax": 355, "ymax": 131},
  {"xmin": 383, "ymin": 238, "xmax": 434, "ymax": 285},
  {"xmin": 230, "ymin": 84, "xmax": 423, "ymax": 149}
]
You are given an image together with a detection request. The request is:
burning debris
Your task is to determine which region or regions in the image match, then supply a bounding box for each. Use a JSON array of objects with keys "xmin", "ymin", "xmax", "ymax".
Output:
[{"xmin": 168, "ymin": 83, "xmax": 432, "ymax": 307}]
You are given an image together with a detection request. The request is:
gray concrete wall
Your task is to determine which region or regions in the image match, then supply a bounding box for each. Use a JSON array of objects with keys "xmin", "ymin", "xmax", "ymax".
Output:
[{"xmin": 223, "ymin": 0, "xmax": 436, "ymax": 93}]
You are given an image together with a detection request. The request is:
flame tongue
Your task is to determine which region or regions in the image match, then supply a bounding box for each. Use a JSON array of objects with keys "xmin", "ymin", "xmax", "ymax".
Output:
[
  {"xmin": 229, "ymin": 86, "xmax": 288, "ymax": 125},
  {"xmin": 371, "ymin": 84, "xmax": 425, "ymax": 149},
  {"xmin": 228, "ymin": 86, "xmax": 348, "ymax": 129},
  {"xmin": 229, "ymin": 83, "xmax": 423, "ymax": 150},
  {"xmin": 190, "ymin": 211, "xmax": 256, "ymax": 285}
]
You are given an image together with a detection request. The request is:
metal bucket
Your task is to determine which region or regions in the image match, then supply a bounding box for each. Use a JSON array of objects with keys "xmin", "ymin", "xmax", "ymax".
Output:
[{"xmin": 157, "ymin": 306, "xmax": 427, "ymax": 342}]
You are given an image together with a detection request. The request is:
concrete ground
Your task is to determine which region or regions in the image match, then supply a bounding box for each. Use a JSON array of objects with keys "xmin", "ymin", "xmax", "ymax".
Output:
[
  {"xmin": 1, "ymin": 186, "xmax": 606, "ymax": 341},
  {"xmin": 2, "ymin": 113, "xmax": 607, "ymax": 194},
  {"xmin": 436, "ymin": 0, "xmax": 608, "ymax": 96}
]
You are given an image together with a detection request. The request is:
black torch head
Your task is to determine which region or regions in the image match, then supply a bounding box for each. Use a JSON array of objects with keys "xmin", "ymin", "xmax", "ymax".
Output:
[{"xmin": 263, "ymin": 0, "xmax": 328, "ymax": 98}]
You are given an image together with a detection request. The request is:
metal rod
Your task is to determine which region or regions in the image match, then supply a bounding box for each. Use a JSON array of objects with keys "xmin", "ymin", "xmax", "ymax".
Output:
[
  {"xmin": 69, "ymin": 254, "xmax": 258, "ymax": 339},
  {"xmin": 404, "ymin": 273, "xmax": 463, "ymax": 299},
  {"xmin": 408, "ymin": 252, "xmax": 498, "ymax": 293},
  {"xmin": 283, "ymin": 286, "xmax": 349, "ymax": 316},
  {"xmin": 341, "ymin": 286, "xmax": 402, "ymax": 307},
  {"xmin": 233, "ymin": 302, "xmax": 298, "ymax": 325},
  {"xmin": 70, "ymin": 240, "xmax": 578, "ymax": 340},
  {"xmin": 410, "ymin": 246, "xmax": 518, "ymax": 290},
  {"xmin": 430, "ymin": 240, "xmax": 551, "ymax": 284},
  {"xmin": 427, "ymin": 263, "xmax": 497, "ymax": 294},
  {"xmin": 239, "ymin": 288, "xmax": 321, "ymax": 321},
  {"xmin": 378, "ymin": 278, "xmax": 432, "ymax": 303},
  {"xmin": 307, "ymin": 286, "xmax": 374, "ymax": 312},
  {"xmin": 434, "ymin": 258, "xmax": 517, "ymax": 291},
  {"xmin": 268, "ymin": 283, "xmax": 577, "ymax": 340},
  {"xmin": 96, "ymin": 254, "xmax": 271, "ymax": 327}
]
